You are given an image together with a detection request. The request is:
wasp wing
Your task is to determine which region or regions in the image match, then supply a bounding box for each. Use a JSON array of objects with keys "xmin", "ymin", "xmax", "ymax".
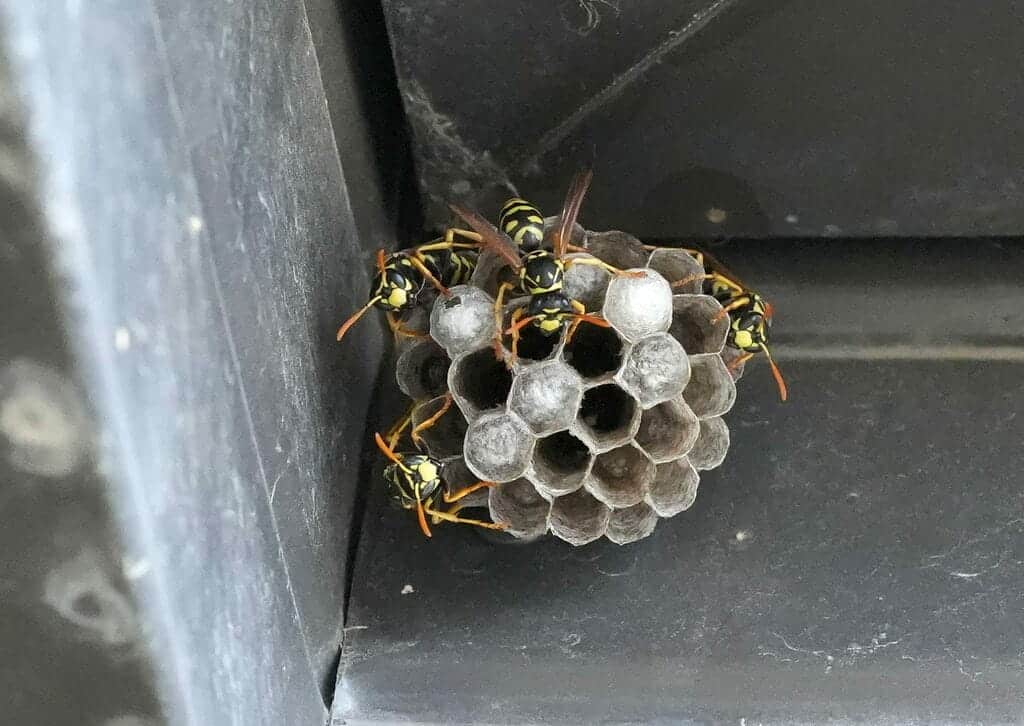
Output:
[
  {"xmin": 449, "ymin": 203, "xmax": 522, "ymax": 271},
  {"xmin": 552, "ymin": 169, "xmax": 593, "ymax": 259}
]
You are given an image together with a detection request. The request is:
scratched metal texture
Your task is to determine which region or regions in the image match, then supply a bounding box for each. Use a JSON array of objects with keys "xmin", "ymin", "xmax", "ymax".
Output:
[
  {"xmin": 334, "ymin": 241, "xmax": 1024, "ymax": 724},
  {"xmin": 3, "ymin": 0, "xmax": 390, "ymax": 723},
  {"xmin": 383, "ymin": 0, "xmax": 1024, "ymax": 237}
]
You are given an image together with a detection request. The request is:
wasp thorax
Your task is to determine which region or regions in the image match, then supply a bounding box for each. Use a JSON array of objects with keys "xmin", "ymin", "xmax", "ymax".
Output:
[{"xmin": 521, "ymin": 250, "xmax": 564, "ymax": 294}]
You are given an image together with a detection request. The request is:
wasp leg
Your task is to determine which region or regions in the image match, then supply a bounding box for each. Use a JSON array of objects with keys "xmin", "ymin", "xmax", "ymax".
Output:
[
  {"xmin": 384, "ymin": 405, "xmax": 416, "ymax": 452},
  {"xmin": 405, "ymin": 254, "xmax": 452, "ymax": 298},
  {"xmin": 386, "ymin": 311, "xmax": 427, "ymax": 339},
  {"xmin": 680, "ymin": 248, "xmax": 704, "ymax": 264},
  {"xmin": 643, "ymin": 245, "xmax": 707, "ymax": 266},
  {"xmin": 565, "ymin": 299, "xmax": 588, "ymax": 344},
  {"xmin": 726, "ymin": 351, "xmax": 754, "ymax": 372},
  {"xmin": 493, "ymin": 281, "xmax": 516, "ymax": 359},
  {"xmin": 566, "ymin": 243, "xmax": 588, "ymax": 253},
  {"xmin": 508, "ymin": 307, "xmax": 526, "ymax": 366},
  {"xmin": 442, "ymin": 480, "xmax": 496, "ymax": 504},
  {"xmin": 415, "ymin": 229, "xmax": 482, "ymax": 254},
  {"xmin": 425, "ymin": 504, "xmax": 507, "ymax": 531},
  {"xmin": 410, "ymin": 392, "xmax": 453, "ymax": 449},
  {"xmin": 444, "ymin": 227, "xmax": 483, "ymax": 247},
  {"xmin": 564, "ymin": 256, "xmax": 645, "ymax": 278},
  {"xmin": 374, "ymin": 432, "xmax": 408, "ymax": 471},
  {"xmin": 671, "ymin": 272, "xmax": 712, "ymax": 288},
  {"xmin": 564, "ymin": 317, "xmax": 583, "ymax": 345},
  {"xmin": 713, "ymin": 294, "xmax": 751, "ymax": 322},
  {"xmin": 707, "ymin": 272, "xmax": 744, "ymax": 294}
]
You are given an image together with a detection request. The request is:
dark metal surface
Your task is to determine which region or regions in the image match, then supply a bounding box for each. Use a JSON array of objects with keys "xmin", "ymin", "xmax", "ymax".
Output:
[
  {"xmin": 3, "ymin": 0, "xmax": 394, "ymax": 722},
  {"xmin": 334, "ymin": 242, "xmax": 1024, "ymax": 724},
  {"xmin": 384, "ymin": 0, "xmax": 1024, "ymax": 237}
]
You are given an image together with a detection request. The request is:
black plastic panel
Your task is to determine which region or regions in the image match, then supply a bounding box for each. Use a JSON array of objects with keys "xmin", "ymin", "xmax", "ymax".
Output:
[
  {"xmin": 4, "ymin": 0, "xmax": 394, "ymax": 722},
  {"xmin": 384, "ymin": 0, "xmax": 1024, "ymax": 237},
  {"xmin": 334, "ymin": 242, "xmax": 1024, "ymax": 724}
]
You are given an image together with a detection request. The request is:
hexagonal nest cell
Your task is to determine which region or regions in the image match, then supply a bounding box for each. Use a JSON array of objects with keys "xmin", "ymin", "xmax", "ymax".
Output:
[
  {"xmin": 646, "ymin": 247, "xmax": 705, "ymax": 292},
  {"xmin": 395, "ymin": 338, "xmax": 451, "ymax": 401},
  {"xmin": 532, "ymin": 431, "xmax": 591, "ymax": 498},
  {"xmin": 449, "ymin": 348, "xmax": 513, "ymax": 415},
  {"xmin": 585, "ymin": 231, "xmax": 649, "ymax": 271},
  {"xmin": 390, "ymin": 225, "xmax": 738, "ymax": 545},
  {"xmin": 668, "ymin": 295, "xmax": 729, "ymax": 355},
  {"xmin": 562, "ymin": 254, "xmax": 611, "ymax": 312},
  {"xmin": 462, "ymin": 409, "xmax": 535, "ymax": 483},
  {"xmin": 634, "ymin": 396, "xmax": 699, "ymax": 464},
  {"xmin": 489, "ymin": 478, "xmax": 550, "ymax": 539},
  {"xmin": 411, "ymin": 395, "xmax": 468, "ymax": 459},
  {"xmin": 587, "ymin": 444, "xmax": 653, "ymax": 508},
  {"xmin": 508, "ymin": 361, "xmax": 583, "ymax": 435},
  {"xmin": 647, "ymin": 458, "xmax": 700, "ymax": 517},
  {"xmin": 606, "ymin": 502, "xmax": 659, "ymax": 545},
  {"xmin": 618, "ymin": 333, "xmax": 690, "ymax": 408},
  {"xmin": 602, "ymin": 269, "xmax": 674, "ymax": 344},
  {"xmin": 549, "ymin": 488, "xmax": 611, "ymax": 546},
  {"xmin": 507, "ymin": 322, "xmax": 561, "ymax": 363},
  {"xmin": 563, "ymin": 323, "xmax": 623, "ymax": 380},
  {"xmin": 575, "ymin": 384, "xmax": 640, "ymax": 453},
  {"xmin": 684, "ymin": 354, "xmax": 737, "ymax": 420}
]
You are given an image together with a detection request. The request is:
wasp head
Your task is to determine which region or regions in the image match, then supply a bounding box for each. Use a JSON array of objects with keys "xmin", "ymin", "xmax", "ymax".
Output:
[
  {"xmin": 374, "ymin": 254, "xmax": 424, "ymax": 313},
  {"xmin": 383, "ymin": 454, "xmax": 442, "ymax": 509},
  {"xmin": 525, "ymin": 291, "xmax": 575, "ymax": 336}
]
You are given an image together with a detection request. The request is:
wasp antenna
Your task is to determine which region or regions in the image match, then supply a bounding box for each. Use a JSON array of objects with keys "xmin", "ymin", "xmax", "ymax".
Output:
[
  {"xmin": 374, "ymin": 432, "xmax": 401, "ymax": 464},
  {"xmin": 375, "ymin": 248, "xmax": 387, "ymax": 275},
  {"xmin": 415, "ymin": 485, "xmax": 432, "ymax": 538},
  {"xmin": 762, "ymin": 344, "xmax": 788, "ymax": 402},
  {"xmin": 337, "ymin": 296, "xmax": 381, "ymax": 341}
]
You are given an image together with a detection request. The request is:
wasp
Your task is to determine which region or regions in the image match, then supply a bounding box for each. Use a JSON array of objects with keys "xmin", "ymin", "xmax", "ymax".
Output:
[
  {"xmin": 668, "ymin": 248, "xmax": 788, "ymax": 401},
  {"xmin": 335, "ymin": 233, "xmax": 480, "ymax": 342},
  {"xmin": 498, "ymin": 197, "xmax": 546, "ymax": 252},
  {"xmin": 374, "ymin": 395, "xmax": 505, "ymax": 538},
  {"xmin": 450, "ymin": 170, "xmax": 638, "ymax": 362}
]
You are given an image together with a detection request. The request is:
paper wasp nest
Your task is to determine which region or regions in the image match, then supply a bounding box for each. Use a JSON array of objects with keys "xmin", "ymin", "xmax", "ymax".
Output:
[{"xmin": 395, "ymin": 231, "xmax": 737, "ymax": 545}]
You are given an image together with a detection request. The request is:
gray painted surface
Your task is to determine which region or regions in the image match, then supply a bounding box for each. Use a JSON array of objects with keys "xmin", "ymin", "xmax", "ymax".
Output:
[{"xmin": 3, "ymin": 0, "xmax": 386, "ymax": 723}]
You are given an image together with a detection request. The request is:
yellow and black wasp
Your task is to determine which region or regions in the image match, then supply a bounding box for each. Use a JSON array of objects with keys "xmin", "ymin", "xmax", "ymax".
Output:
[
  {"xmin": 497, "ymin": 197, "xmax": 546, "ymax": 252},
  {"xmin": 450, "ymin": 170, "xmax": 639, "ymax": 362},
  {"xmin": 670, "ymin": 248, "xmax": 788, "ymax": 401},
  {"xmin": 374, "ymin": 395, "xmax": 504, "ymax": 538},
  {"xmin": 335, "ymin": 234, "xmax": 479, "ymax": 342}
]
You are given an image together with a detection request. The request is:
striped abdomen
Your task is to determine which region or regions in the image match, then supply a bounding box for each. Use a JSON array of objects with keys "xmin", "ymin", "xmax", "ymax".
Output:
[
  {"xmin": 421, "ymin": 249, "xmax": 477, "ymax": 288},
  {"xmin": 445, "ymin": 250, "xmax": 477, "ymax": 286},
  {"xmin": 498, "ymin": 198, "xmax": 545, "ymax": 252}
]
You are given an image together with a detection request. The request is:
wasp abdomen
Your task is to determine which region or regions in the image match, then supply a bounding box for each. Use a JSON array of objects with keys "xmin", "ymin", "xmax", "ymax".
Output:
[{"xmin": 499, "ymin": 198, "xmax": 545, "ymax": 252}]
